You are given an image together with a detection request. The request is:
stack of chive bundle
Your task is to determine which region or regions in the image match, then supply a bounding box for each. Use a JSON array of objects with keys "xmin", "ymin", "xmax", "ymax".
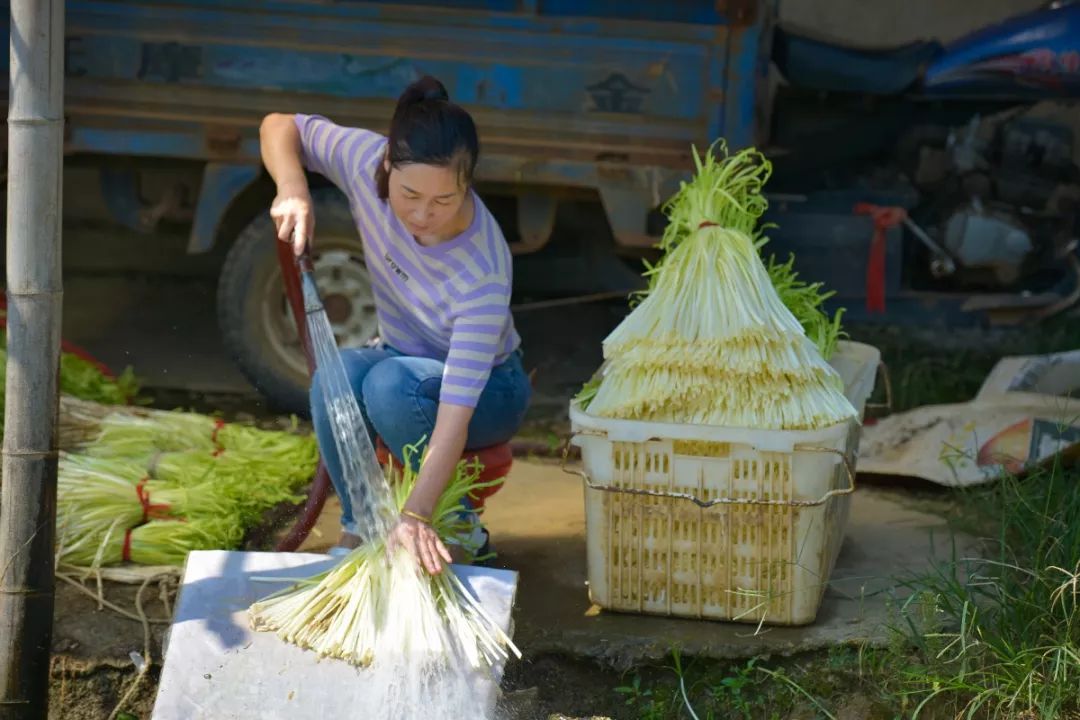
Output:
[
  {"xmin": 55, "ymin": 398, "xmax": 319, "ymax": 569},
  {"xmin": 578, "ymin": 142, "xmax": 855, "ymax": 430}
]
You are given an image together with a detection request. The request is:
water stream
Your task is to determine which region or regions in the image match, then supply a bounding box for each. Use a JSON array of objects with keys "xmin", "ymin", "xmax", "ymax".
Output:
[{"xmin": 301, "ymin": 269, "xmax": 396, "ymax": 542}]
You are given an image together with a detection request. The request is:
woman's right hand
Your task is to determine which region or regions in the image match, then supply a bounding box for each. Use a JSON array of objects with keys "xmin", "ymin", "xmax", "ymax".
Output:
[{"xmin": 270, "ymin": 181, "xmax": 314, "ymax": 256}]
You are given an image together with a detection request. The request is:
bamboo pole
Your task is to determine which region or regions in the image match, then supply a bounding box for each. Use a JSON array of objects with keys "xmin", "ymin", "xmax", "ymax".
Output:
[{"xmin": 0, "ymin": 1, "xmax": 65, "ymax": 717}]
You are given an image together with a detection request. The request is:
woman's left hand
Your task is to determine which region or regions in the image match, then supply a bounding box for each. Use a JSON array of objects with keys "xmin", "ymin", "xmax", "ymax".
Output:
[{"xmin": 387, "ymin": 514, "xmax": 452, "ymax": 575}]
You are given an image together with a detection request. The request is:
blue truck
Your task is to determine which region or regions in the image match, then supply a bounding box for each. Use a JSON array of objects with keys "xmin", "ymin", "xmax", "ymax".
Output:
[{"xmin": 4, "ymin": 0, "xmax": 1078, "ymax": 413}]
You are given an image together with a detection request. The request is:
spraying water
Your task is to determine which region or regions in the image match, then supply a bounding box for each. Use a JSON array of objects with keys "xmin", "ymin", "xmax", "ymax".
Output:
[
  {"xmin": 351, "ymin": 553, "xmax": 502, "ymax": 719},
  {"xmin": 299, "ymin": 258, "xmax": 396, "ymax": 541},
  {"xmin": 296, "ymin": 256, "xmax": 504, "ymax": 718}
]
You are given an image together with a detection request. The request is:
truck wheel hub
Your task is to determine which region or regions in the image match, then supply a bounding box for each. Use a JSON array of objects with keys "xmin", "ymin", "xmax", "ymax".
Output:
[{"xmin": 306, "ymin": 249, "xmax": 377, "ymax": 346}]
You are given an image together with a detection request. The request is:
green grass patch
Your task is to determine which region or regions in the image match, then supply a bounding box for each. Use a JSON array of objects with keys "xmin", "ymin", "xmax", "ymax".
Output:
[
  {"xmin": 879, "ymin": 458, "xmax": 1080, "ymax": 719},
  {"xmin": 849, "ymin": 315, "xmax": 1080, "ymax": 411}
]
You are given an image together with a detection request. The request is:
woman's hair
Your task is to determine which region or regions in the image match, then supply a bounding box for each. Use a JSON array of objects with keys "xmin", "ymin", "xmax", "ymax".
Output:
[{"xmin": 375, "ymin": 76, "xmax": 479, "ymax": 200}]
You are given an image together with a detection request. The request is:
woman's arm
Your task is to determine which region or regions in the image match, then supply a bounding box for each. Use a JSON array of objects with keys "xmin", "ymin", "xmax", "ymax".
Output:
[
  {"xmin": 390, "ymin": 403, "xmax": 473, "ymax": 574},
  {"xmin": 260, "ymin": 113, "xmax": 313, "ymax": 255}
]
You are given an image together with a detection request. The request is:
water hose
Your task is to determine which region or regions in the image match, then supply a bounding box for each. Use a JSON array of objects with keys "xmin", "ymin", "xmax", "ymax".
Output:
[{"xmin": 274, "ymin": 241, "xmax": 332, "ymax": 552}]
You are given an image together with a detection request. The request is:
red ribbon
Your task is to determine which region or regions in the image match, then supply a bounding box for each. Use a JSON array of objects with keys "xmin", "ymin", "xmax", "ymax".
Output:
[
  {"xmin": 853, "ymin": 203, "xmax": 906, "ymax": 314},
  {"xmin": 135, "ymin": 477, "xmax": 171, "ymax": 522}
]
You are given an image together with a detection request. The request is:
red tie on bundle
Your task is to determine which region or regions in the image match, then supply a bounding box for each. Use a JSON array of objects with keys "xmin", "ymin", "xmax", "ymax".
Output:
[{"xmin": 853, "ymin": 203, "xmax": 906, "ymax": 314}]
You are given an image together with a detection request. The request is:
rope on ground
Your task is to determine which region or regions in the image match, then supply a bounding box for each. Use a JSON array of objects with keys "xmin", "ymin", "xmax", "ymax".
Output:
[
  {"xmin": 54, "ymin": 571, "xmax": 174, "ymax": 625},
  {"xmin": 105, "ymin": 574, "xmax": 157, "ymax": 720},
  {"xmin": 54, "ymin": 567, "xmax": 180, "ymax": 717}
]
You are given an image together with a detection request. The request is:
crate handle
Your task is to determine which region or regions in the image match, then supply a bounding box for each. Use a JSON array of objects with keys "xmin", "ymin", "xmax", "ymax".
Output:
[
  {"xmin": 563, "ymin": 443, "xmax": 856, "ymax": 508},
  {"xmin": 866, "ymin": 361, "xmax": 893, "ymax": 414}
]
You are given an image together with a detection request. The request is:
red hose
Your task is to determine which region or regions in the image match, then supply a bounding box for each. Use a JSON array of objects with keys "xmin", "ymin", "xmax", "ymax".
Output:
[
  {"xmin": 275, "ymin": 463, "xmax": 332, "ymax": 552},
  {"xmin": 274, "ymin": 240, "xmax": 332, "ymax": 552}
]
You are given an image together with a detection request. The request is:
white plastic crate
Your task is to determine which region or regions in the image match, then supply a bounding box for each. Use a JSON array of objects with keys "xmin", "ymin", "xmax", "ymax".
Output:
[
  {"xmin": 568, "ymin": 340, "xmax": 880, "ymax": 626},
  {"xmin": 828, "ymin": 340, "xmax": 883, "ymax": 421}
]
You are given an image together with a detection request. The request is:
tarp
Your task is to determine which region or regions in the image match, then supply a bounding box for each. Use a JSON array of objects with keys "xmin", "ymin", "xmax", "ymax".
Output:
[{"xmin": 858, "ymin": 349, "xmax": 1080, "ymax": 487}]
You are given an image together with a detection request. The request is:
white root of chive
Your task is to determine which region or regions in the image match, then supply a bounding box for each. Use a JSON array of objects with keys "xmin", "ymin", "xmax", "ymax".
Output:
[
  {"xmin": 588, "ymin": 225, "xmax": 856, "ymax": 430},
  {"xmin": 248, "ymin": 547, "xmax": 518, "ymax": 671}
]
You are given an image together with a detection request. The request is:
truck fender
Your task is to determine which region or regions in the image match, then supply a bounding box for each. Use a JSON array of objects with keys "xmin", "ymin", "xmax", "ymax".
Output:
[{"xmin": 187, "ymin": 162, "xmax": 262, "ymax": 254}]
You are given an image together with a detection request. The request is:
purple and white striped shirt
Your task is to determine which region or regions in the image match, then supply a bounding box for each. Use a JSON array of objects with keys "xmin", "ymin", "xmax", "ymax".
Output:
[{"xmin": 295, "ymin": 114, "xmax": 520, "ymax": 408}]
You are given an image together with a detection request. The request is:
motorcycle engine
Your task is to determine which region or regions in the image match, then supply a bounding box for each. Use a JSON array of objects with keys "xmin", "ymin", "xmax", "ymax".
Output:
[
  {"xmin": 911, "ymin": 116, "xmax": 1079, "ymax": 289},
  {"xmin": 943, "ymin": 203, "xmax": 1032, "ymax": 284}
]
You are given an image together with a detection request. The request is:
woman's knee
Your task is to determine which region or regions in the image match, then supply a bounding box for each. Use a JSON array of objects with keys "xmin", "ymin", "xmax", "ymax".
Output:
[{"xmin": 362, "ymin": 358, "xmax": 439, "ymax": 449}]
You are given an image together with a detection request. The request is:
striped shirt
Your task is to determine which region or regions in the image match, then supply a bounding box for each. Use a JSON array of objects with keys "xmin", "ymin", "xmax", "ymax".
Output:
[{"xmin": 294, "ymin": 114, "xmax": 520, "ymax": 408}]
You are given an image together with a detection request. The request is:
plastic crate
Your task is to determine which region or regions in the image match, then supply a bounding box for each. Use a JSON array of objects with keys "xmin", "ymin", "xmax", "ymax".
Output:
[
  {"xmin": 568, "ymin": 340, "xmax": 880, "ymax": 626},
  {"xmin": 826, "ymin": 340, "xmax": 882, "ymax": 421}
]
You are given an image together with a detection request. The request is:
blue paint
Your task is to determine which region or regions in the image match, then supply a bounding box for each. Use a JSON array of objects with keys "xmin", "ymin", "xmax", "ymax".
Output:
[
  {"xmin": 534, "ymin": 0, "xmax": 722, "ymax": 24},
  {"xmin": 99, "ymin": 168, "xmax": 145, "ymax": 231},
  {"xmin": 188, "ymin": 163, "xmax": 262, "ymax": 253},
  {"xmin": 68, "ymin": 127, "xmax": 262, "ymax": 161},
  {"xmin": 60, "ymin": 14, "xmax": 710, "ymax": 120},
  {"xmin": 67, "ymin": 1, "xmax": 718, "ymax": 44},
  {"xmin": 19, "ymin": 0, "xmax": 769, "ymax": 253}
]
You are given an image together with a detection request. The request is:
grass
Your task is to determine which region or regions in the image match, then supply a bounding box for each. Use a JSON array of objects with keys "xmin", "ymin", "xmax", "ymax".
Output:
[
  {"xmin": 610, "ymin": 646, "xmax": 892, "ymax": 719},
  {"xmin": 881, "ymin": 458, "xmax": 1080, "ymax": 719},
  {"xmin": 849, "ymin": 315, "xmax": 1080, "ymax": 411}
]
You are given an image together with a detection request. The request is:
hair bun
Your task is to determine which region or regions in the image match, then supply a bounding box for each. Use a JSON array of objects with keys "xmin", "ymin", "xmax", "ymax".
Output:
[{"xmin": 402, "ymin": 75, "xmax": 449, "ymax": 106}]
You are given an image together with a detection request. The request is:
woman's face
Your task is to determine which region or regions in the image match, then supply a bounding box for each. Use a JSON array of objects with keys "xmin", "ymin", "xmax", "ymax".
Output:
[{"xmin": 386, "ymin": 160, "xmax": 468, "ymax": 244}]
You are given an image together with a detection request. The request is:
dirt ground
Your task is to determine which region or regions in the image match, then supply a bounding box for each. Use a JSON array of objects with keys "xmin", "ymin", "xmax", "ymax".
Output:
[{"xmin": 49, "ymin": 578, "xmax": 168, "ymax": 720}]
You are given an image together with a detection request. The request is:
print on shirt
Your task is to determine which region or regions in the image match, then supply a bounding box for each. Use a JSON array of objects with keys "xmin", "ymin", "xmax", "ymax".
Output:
[{"xmin": 384, "ymin": 251, "xmax": 410, "ymax": 283}]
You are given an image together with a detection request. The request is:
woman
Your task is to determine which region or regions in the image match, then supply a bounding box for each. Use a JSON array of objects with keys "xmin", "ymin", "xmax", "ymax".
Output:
[{"xmin": 259, "ymin": 76, "xmax": 531, "ymax": 574}]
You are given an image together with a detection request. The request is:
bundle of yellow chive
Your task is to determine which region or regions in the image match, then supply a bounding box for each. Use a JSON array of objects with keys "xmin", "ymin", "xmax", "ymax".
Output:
[
  {"xmin": 580, "ymin": 142, "xmax": 856, "ymax": 430},
  {"xmin": 248, "ymin": 442, "xmax": 519, "ymax": 671}
]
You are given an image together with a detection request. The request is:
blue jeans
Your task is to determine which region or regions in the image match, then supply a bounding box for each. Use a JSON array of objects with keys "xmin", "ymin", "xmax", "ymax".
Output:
[{"xmin": 310, "ymin": 346, "xmax": 531, "ymax": 535}]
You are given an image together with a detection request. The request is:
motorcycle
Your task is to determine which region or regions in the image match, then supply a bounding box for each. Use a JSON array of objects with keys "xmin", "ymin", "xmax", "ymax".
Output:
[{"xmin": 765, "ymin": 0, "xmax": 1080, "ymax": 324}]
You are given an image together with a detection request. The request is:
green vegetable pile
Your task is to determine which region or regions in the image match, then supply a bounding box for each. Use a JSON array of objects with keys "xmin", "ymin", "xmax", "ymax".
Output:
[
  {"xmin": 765, "ymin": 253, "xmax": 846, "ymax": 361},
  {"xmin": 0, "ymin": 322, "xmax": 320, "ymax": 569},
  {"xmin": 249, "ymin": 440, "xmax": 517, "ymax": 671},
  {"xmin": 0, "ymin": 329, "xmax": 141, "ymax": 418},
  {"xmin": 57, "ymin": 401, "xmax": 319, "ymax": 569},
  {"xmin": 575, "ymin": 142, "xmax": 853, "ymax": 430},
  {"xmin": 59, "ymin": 352, "xmax": 140, "ymax": 405}
]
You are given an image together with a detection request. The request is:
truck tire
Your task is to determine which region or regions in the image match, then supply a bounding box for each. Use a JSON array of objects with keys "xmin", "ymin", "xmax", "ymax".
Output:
[{"xmin": 217, "ymin": 188, "xmax": 377, "ymax": 416}]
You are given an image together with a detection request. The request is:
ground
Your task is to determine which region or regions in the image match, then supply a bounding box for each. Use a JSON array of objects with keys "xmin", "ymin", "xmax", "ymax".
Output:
[{"xmin": 31, "ymin": 219, "xmax": 1080, "ymax": 718}]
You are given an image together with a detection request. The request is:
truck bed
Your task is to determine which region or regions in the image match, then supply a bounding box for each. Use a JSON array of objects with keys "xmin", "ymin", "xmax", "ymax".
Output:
[{"xmin": 8, "ymin": 0, "xmax": 767, "ymax": 168}]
